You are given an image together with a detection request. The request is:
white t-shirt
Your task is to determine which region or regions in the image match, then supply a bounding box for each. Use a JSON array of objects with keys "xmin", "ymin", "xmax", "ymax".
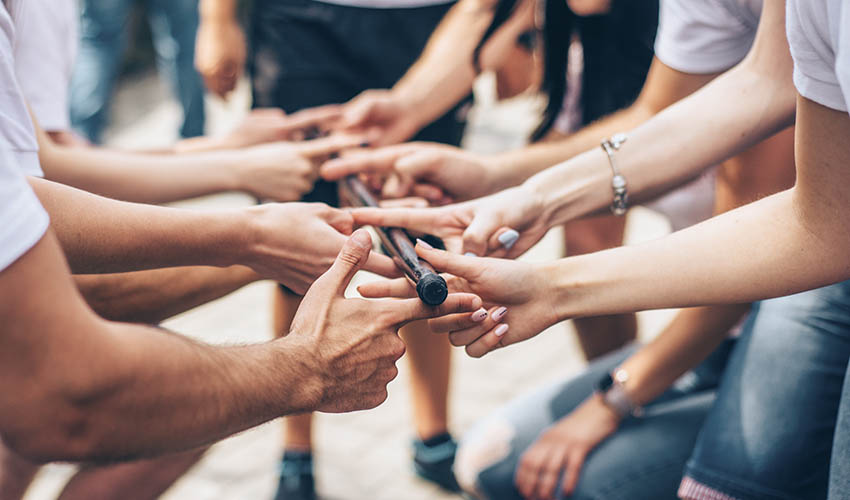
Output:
[
  {"xmin": 14, "ymin": 0, "xmax": 77, "ymax": 131},
  {"xmin": 787, "ymin": 0, "xmax": 850, "ymax": 113},
  {"xmin": 0, "ymin": 0, "xmax": 40, "ymax": 177},
  {"xmin": 0, "ymin": 1, "xmax": 49, "ymax": 271},
  {"xmin": 313, "ymin": 0, "xmax": 453, "ymax": 8},
  {"xmin": 655, "ymin": 0, "xmax": 762, "ymax": 74}
]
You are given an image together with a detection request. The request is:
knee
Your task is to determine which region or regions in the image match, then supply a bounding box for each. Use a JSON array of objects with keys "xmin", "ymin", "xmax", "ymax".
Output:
[{"xmin": 454, "ymin": 419, "xmax": 517, "ymax": 499}]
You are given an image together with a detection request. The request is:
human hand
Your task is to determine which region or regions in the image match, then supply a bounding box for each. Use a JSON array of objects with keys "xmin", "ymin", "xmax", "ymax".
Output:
[
  {"xmin": 339, "ymin": 90, "xmax": 423, "ymax": 147},
  {"xmin": 321, "ymin": 142, "xmax": 499, "ymax": 204},
  {"xmin": 235, "ymin": 134, "xmax": 364, "ymax": 202},
  {"xmin": 350, "ymin": 185, "xmax": 549, "ymax": 257},
  {"xmin": 515, "ymin": 395, "xmax": 621, "ymax": 499},
  {"xmin": 216, "ymin": 106, "xmax": 344, "ymax": 150},
  {"xmin": 358, "ymin": 241, "xmax": 560, "ymax": 357},
  {"xmin": 243, "ymin": 203, "xmax": 399, "ymax": 293},
  {"xmin": 287, "ymin": 230, "xmax": 482, "ymax": 412},
  {"xmin": 194, "ymin": 17, "xmax": 246, "ymax": 98}
]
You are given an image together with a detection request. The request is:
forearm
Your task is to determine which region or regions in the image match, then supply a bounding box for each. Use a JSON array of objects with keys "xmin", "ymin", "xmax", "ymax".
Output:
[
  {"xmin": 199, "ymin": 0, "xmax": 237, "ymax": 22},
  {"xmin": 29, "ymin": 177, "xmax": 251, "ymax": 274},
  {"xmin": 618, "ymin": 304, "xmax": 748, "ymax": 406},
  {"xmin": 526, "ymin": 57, "xmax": 796, "ymax": 228},
  {"xmin": 39, "ymin": 144, "xmax": 244, "ymax": 204},
  {"xmin": 75, "ymin": 265, "xmax": 261, "ymax": 324}
]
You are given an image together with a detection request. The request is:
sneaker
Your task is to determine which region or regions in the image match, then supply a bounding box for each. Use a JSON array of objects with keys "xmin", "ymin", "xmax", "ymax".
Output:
[
  {"xmin": 412, "ymin": 434, "xmax": 461, "ymax": 492},
  {"xmin": 273, "ymin": 451, "xmax": 316, "ymax": 500}
]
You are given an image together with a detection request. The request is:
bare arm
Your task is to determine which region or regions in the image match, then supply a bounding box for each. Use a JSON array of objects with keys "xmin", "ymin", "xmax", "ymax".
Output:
[
  {"xmin": 29, "ymin": 177, "xmax": 397, "ymax": 293},
  {"xmin": 75, "ymin": 265, "xmax": 261, "ymax": 324}
]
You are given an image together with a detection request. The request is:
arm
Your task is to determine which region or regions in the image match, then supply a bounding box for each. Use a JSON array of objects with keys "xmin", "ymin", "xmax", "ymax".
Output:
[
  {"xmin": 35, "ymin": 117, "xmax": 358, "ymax": 204},
  {"xmin": 75, "ymin": 265, "xmax": 261, "ymax": 324},
  {"xmin": 0, "ymin": 229, "xmax": 481, "ymax": 463},
  {"xmin": 341, "ymin": 0, "xmax": 534, "ymax": 146},
  {"xmin": 29, "ymin": 177, "xmax": 398, "ymax": 293},
  {"xmin": 195, "ymin": 0, "xmax": 244, "ymax": 98}
]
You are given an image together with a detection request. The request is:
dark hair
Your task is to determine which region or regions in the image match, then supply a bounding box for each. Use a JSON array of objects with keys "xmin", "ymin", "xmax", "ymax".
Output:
[{"xmin": 474, "ymin": 0, "xmax": 658, "ymax": 142}]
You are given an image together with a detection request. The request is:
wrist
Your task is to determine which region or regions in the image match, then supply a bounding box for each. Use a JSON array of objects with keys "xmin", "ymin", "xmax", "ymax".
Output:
[
  {"xmin": 588, "ymin": 393, "xmax": 625, "ymax": 426},
  {"xmin": 271, "ymin": 339, "xmax": 324, "ymax": 413},
  {"xmin": 389, "ymin": 85, "xmax": 432, "ymax": 132}
]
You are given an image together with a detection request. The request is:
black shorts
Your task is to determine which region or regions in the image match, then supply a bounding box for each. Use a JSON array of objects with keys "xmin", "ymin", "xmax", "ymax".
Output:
[{"xmin": 249, "ymin": 0, "xmax": 472, "ymax": 207}]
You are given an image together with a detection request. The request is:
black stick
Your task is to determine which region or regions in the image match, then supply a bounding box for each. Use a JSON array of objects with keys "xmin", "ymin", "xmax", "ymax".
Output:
[{"xmin": 340, "ymin": 176, "xmax": 448, "ymax": 306}]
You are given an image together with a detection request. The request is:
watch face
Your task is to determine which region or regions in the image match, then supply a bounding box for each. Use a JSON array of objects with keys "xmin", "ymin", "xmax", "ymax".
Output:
[{"xmin": 596, "ymin": 373, "xmax": 614, "ymax": 393}]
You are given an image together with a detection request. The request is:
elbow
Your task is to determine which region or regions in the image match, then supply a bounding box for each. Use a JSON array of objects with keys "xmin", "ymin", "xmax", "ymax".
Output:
[{"xmin": 2, "ymin": 402, "xmax": 101, "ymax": 463}]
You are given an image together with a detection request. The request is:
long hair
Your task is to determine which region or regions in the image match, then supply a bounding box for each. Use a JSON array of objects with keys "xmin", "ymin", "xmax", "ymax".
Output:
[{"xmin": 474, "ymin": 0, "xmax": 658, "ymax": 142}]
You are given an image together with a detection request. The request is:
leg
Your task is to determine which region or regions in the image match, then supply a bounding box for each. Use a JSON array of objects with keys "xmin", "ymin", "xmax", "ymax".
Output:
[
  {"xmin": 57, "ymin": 448, "xmax": 206, "ymax": 500},
  {"xmin": 455, "ymin": 344, "xmax": 717, "ymax": 500},
  {"xmin": 400, "ymin": 321, "xmax": 452, "ymax": 442},
  {"xmin": 681, "ymin": 281, "xmax": 850, "ymax": 500},
  {"xmin": 69, "ymin": 0, "xmax": 133, "ymax": 143},
  {"xmin": 562, "ymin": 215, "xmax": 637, "ymax": 360},
  {"xmin": 147, "ymin": 0, "xmax": 206, "ymax": 138},
  {"xmin": 828, "ymin": 361, "xmax": 850, "ymax": 500},
  {"xmin": 0, "ymin": 440, "xmax": 38, "ymax": 500}
]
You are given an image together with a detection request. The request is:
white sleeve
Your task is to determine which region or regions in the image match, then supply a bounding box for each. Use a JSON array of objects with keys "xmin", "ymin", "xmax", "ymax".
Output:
[
  {"xmin": 655, "ymin": 0, "xmax": 758, "ymax": 74},
  {"xmin": 0, "ymin": 151, "xmax": 49, "ymax": 271},
  {"xmin": 787, "ymin": 0, "xmax": 847, "ymax": 113}
]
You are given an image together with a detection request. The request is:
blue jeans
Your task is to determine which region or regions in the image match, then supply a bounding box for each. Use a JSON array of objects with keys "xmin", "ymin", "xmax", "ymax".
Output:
[
  {"xmin": 70, "ymin": 0, "xmax": 204, "ymax": 143},
  {"xmin": 456, "ymin": 342, "xmax": 731, "ymax": 500},
  {"xmin": 829, "ymin": 361, "xmax": 850, "ymax": 500},
  {"xmin": 459, "ymin": 281, "xmax": 850, "ymax": 500}
]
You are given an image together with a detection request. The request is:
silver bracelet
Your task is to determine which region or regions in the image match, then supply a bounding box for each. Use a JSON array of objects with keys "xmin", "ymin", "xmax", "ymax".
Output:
[
  {"xmin": 600, "ymin": 133, "xmax": 629, "ymax": 216},
  {"xmin": 596, "ymin": 368, "xmax": 643, "ymax": 419}
]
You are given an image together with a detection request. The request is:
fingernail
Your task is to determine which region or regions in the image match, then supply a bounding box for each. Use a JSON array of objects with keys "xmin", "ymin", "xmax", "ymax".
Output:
[
  {"xmin": 415, "ymin": 238, "xmax": 433, "ymax": 250},
  {"xmin": 492, "ymin": 307, "xmax": 508, "ymax": 321},
  {"xmin": 494, "ymin": 324, "xmax": 509, "ymax": 337},
  {"xmin": 464, "ymin": 252, "xmax": 478, "ymax": 257},
  {"xmin": 471, "ymin": 308, "xmax": 488, "ymax": 322},
  {"xmin": 351, "ymin": 230, "xmax": 371, "ymax": 249},
  {"xmin": 498, "ymin": 229, "xmax": 519, "ymax": 250}
]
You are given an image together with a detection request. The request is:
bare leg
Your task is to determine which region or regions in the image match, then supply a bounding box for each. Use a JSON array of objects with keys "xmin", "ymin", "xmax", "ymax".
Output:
[
  {"xmin": 273, "ymin": 286, "xmax": 313, "ymax": 451},
  {"xmin": 0, "ymin": 440, "xmax": 38, "ymax": 500},
  {"xmin": 57, "ymin": 448, "xmax": 207, "ymax": 500},
  {"xmin": 400, "ymin": 320, "xmax": 452, "ymax": 441},
  {"xmin": 563, "ymin": 215, "xmax": 637, "ymax": 360}
]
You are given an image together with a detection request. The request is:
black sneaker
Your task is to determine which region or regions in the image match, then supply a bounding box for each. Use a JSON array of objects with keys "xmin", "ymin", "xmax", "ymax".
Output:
[
  {"xmin": 412, "ymin": 434, "xmax": 461, "ymax": 492},
  {"xmin": 273, "ymin": 451, "xmax": 316, "ymax": 500}
]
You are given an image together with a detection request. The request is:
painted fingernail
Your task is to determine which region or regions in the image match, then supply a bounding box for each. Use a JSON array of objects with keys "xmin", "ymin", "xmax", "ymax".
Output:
[
  {"xmin": 494, "ymin": 324, "xmax": 509, "ymax": 337},
  {"xmin": 464, "ymin": 252, "xmax": 478, "ymax": 257},
  {"xmin": 415, "ymin": 238, "xmax": 434, "ymax": 250},
  {"xmin": 492, "ymin": 307, "xmax": 508, "ymax": 321},
  {"xmin": 471, "ymin": 308, "xmax": 488, "ymax": 322},
  {"xmin": 498, "ymin": 229, "xmax": 519, "ymax": 250}
]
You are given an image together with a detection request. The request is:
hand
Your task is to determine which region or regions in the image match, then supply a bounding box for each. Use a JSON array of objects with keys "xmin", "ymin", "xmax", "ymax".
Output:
[
  {"xmin": 515, "ymin": 396, "xmax": 621, "ymax": 499},
  {"xmin": 321, "ymin": 142, "xmax": 499, "ymax": 204},
  {"xmin": 243, "ymin": 203, "xmax": 399, "ymax": 293},
  {"xmin": 195, "ymin": 17, "xmax": 246, "ymax": 98},
  {"xmin": 339, "ymin": 90, "xmax": 423, "ymax": 147},
  {"xmin": 235, "ymin": 134, "xmax": 364, "ymax": 202},
  {"xmin": 217, "ymin": 106, "xmax": 344, "ymax": 150},
  {"xmin": 358, "ymin": 241, "xmax": 559, "ymax": 358},
  {"xmin": 287, "ymin": 230, "xmax": 482, "ymax": 412},
  {"xmin": 350, "ymin": 185, "xmax": 549, "ymax": 257}
]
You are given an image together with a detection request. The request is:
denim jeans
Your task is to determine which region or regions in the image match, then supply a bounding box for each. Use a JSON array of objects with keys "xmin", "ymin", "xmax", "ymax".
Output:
[
  {"xmin": 684, "ymin": 281, "xmax": 850, "ymax": 500},
  {"xmin": 459, "ymin": 281, "xmax": 850, "ymax": 500},
  {"xmin": 70, "ymin": 0, "xmax": 204, "ymax": 143},
  {"xmin": 829, "ymin": 361, "xmax": 850, "ymax": 500},
  {"xmin": 457, "ymin": 342, "xmax": 732, "ymax": 500}
]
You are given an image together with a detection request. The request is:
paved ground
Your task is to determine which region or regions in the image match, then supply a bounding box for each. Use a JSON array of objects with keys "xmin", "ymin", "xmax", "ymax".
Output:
[{"xmin": 24, "ymin": 72, "xmax": 677, "ymax": 500}]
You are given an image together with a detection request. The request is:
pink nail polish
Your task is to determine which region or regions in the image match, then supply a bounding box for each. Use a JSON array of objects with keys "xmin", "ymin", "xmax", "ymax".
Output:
[
  {"xmin": 415, "ymin": 238, "xmax": 433, "ymax": 250},
  {"xmin": 472, "ymin": 309, "xmax": 488, "ymax": 322},
  {"xmin": 494, "ymin": 324, "xmax": 509, "ymax": 337},
  {"xmin": 492, "ymin": 307, "xmax": 508, "ymax": 321}
]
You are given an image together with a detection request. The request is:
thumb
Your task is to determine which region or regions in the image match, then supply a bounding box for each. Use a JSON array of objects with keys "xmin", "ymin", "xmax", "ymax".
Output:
[
  {"xmin": 462, "ymin": 211, "xmax": 501, "ymax": 257},
  {"xmin": 311, "ymin": 229, "xmax": 372, "ymax": 297}
]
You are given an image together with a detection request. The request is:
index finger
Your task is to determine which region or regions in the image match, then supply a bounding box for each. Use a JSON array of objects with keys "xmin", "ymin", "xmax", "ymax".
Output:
[
  {"xmin": 320, "ymin": 145, "xmax": 413, "ymax": 180},
  {"xmin": 296, "ymin": 133, "xmax": 366, "ymax": 159},
  {"xmin": 351, "ymin": 207, "xmax": 450, "ymax": 235},
  {"xmin": 386, "ymin": 293, "xmax": 483, "ymax": 326},
  {"xmin": 362, "ymin": 252, "xmax": 403, "ymax": 279},
  {"xmin": 357, "ymin": 277, "xmax": 417, "ymax": 299},
  {"xmin": 283, "ymin": 105, "xmax": 343, "ymax": 131}
]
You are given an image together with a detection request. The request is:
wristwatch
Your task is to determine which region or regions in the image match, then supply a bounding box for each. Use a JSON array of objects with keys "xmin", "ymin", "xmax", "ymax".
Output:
[{"xmin": 594, "ymin": 368, "xmax": 643, "ymax": 418}]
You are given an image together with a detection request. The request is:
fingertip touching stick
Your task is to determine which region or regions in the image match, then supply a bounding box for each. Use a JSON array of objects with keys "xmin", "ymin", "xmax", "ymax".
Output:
[{"xmin": 340, "ymin": 175, "xmax": 448, "ymax": 306}]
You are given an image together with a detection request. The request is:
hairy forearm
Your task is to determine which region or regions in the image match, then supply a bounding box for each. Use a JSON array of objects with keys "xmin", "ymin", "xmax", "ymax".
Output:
[
  {"xmin": 29, "ymin": 177, "xmax": 250, "ymax": 274},
  {"xmin": 75, "ymin": 266, "xmax": 261, "ymax": 324},
  {"xmin": 39, "ymin": 144, "xmax": 245, "ymax": 204}
]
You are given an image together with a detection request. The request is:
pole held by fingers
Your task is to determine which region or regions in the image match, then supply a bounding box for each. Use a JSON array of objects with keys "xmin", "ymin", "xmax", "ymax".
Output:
[{"xmin": 340, "ymin": 175, "xmax": 448, "ymax": 306}]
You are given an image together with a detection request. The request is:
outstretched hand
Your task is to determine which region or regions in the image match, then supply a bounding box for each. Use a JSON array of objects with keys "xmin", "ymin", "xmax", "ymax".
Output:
[
  {"xmin": 288, "ymin": 230, "xmax": 483, "ymax": 412},
  {"xmin": 358, "ymin": 240, "xmax": 560, "ymax": 358}
]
